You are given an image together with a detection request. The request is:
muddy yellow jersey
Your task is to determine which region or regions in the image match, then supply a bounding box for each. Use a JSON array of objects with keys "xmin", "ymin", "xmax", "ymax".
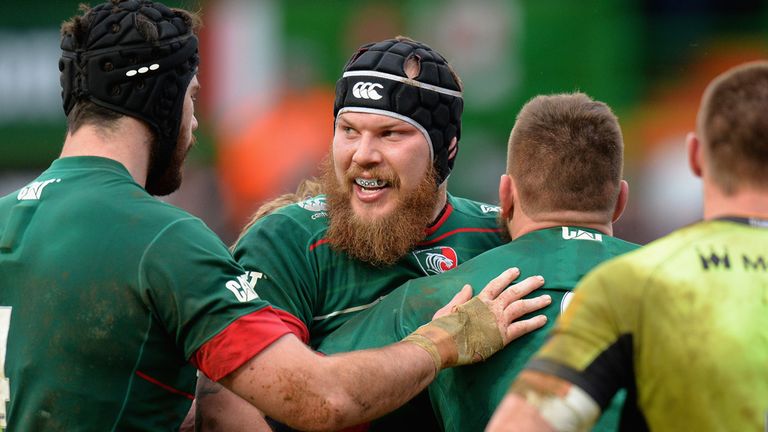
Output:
[{"xmin": 529, "ymin": 219, "xmax": 768, "ymax": 431}]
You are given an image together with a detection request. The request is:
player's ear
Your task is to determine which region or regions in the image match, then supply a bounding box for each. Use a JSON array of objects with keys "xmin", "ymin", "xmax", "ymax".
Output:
[
  {"xmin": 686, "ymin": 132, "xmax": 703, "ymax": 178},
  {"xmin": 499, "ymin": 174, "xmax": 515, "ymax": 221},
  {"xmin": 612, "ymin": 180, "xmax": 629, "ymax": 223}
]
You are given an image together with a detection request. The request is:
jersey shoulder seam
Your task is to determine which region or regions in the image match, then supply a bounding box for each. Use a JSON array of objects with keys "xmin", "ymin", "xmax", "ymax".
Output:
[{"xmin": 136, "ymin": 217, "xmax": 200, "ymax": 294}]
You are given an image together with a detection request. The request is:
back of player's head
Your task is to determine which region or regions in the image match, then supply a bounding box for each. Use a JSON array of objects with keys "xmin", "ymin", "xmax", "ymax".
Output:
[
  {"xmin": 698, "ymin": 60, "xmax": 768, "ymax": 194},
  {"xmin": 333, "ymin": 36, "xmax": 464, "ymax": 186},
  {"xmin": 508, "ymin": 92, "xmax": 624, "ymax": 217},
  {"xmin": 59, "ymin": 0, "xmax": 200, "ymax": 174}
]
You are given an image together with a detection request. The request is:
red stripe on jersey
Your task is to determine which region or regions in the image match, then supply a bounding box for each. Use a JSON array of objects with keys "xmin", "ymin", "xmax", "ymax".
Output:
[
  {"xmin": 135, "ymin": 370, "xmax": 194, "ymax": 400},
  {"xmin": 192, "ymin": 307, "xmax": 292, "ymax": 382},
  {"xmin": 424, "ymin": 203, "xmax": 454, "ymax": 237},
  {"xmin": 417, "ymin": 227, "xmax": 503, "ymax": 247},
  {"xmin": 309, "ymin": 238, "xmax": 330, "ymax": 251},
  {"xmin": 272, "ymin": 308, "xmax": 310, "ymax": 344}
]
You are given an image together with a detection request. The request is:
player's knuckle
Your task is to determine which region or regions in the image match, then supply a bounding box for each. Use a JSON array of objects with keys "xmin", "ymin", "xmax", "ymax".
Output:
[
  {"xmin": 507, "ymin": 302, "xmax": 524, "ymax": 318},
  {"xmin": 522, "ymin": 298, "xmax": 540, "ymax": 311}
]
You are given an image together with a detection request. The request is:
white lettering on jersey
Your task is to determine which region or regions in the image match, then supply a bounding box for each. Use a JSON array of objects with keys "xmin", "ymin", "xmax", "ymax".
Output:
[
  {"xmin": 225, "ymin": 271, "xmax": 262, "ymax": 302},
  {"xmin": 562, "ymin": 227, "xmax": 602, "ymax": 242},
  {"xmin": 298, "ymin": 196, "xmax": 327, "ymax": 212},
  {"xmin": 480, "ymin": 204, "xmax": 501, "ymax": 214},
  {"xmin": 17, "ymin": 178, "xmax": 60, "ymax": 201}
]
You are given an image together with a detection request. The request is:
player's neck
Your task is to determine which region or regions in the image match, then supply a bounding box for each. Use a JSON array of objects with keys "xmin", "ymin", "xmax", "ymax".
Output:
[
  {"xmin": 428, "ymin": 184, "xmax": 449, "ymax": 223},
  {"xmin": 60, "ymin": 118, "xmax": 152, "ymax": 187},
  {"xmin": 508, "ymin": 209, "xmax": 613, "ymax": 240},
  {"xmin": 703, "ymin": 182, "xmax": 768, "ymax": 220}
]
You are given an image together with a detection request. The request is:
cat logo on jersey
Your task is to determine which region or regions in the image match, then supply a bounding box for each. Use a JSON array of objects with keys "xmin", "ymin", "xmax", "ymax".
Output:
[
  {"xmin": 480, "ymin": 204, "xmax": 501, "ymax": 214},
  {"xmin": 225, "ymin": 271, "xmax": 262, "ymax": 302},
  {"xmin": 17, "ymin": 178, "xmax": 61, "ymax": 201},
  {"xmin": 413, "ymin": 246, "xmax": 458, "ymax": 275},
  {"xmin": 298, "ymin": 196, "xmax": 327, "ymax": 212}
]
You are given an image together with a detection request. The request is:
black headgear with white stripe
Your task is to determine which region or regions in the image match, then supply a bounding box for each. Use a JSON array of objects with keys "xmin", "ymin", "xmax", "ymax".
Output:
[
  {"xmin": 333, "ymin": 38, "xmax": 463, "ymax": 185},
  {"xmin": 59, "ymin": 0, "xmax": 199, "ymax": 181}
]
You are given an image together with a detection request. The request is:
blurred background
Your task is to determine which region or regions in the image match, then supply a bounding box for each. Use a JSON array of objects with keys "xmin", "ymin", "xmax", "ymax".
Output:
[{"xmin": 1, "ymin": 0, "xmax": 766, "ymax": 244}]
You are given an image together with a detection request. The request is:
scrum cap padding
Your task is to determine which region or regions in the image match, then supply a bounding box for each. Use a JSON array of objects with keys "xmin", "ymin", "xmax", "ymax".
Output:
[
  {"xmin": 59, "ymin": 0, "xmax": 199, "ymax": 167},
  {"xmin": 334, "ymin": 39, "xmax": 463, "ymax": 185}
]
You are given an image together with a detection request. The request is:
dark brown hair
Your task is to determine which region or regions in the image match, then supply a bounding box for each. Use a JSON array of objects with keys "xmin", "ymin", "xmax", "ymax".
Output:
[
  {"xmin": 508, "ymin": 92, "xmax": 624, "ymax": 216},
  {"xmin": 698, "ymin": 61, "xmax": 768, "ymax": 194}
]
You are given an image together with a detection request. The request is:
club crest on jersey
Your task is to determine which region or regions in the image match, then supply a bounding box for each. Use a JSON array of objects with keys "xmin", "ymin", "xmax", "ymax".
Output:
[
  {"xmin": 413, "ymin": 246, "xmax": 458, "ymax": 275},
  {"xmin": 298, "ymin": 196, "xmax": 327, "ymax": 212},
  {"xmin": 562, "ymin": 227, "xmax": 602, "ymax": 242}
]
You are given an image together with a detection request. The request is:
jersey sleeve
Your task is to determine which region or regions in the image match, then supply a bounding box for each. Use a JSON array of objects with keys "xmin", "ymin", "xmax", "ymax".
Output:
[
  {"xmin": 318, "ymin": 276, "xmax": 458, "ymax": 354},
  {"xmin": 526, "ymin": 259, "xmax": 640, "ymax": 409},
  {"xmin": 138, "ymin": 217, "xmax": 291, "ymax": 372},
  {"xmin": 232, "ymin": 212, "xmax": 316, "ymax": 342},
  {"xmin": 317, "ymin": 282, "xmax": 411, "ymax": 354}
]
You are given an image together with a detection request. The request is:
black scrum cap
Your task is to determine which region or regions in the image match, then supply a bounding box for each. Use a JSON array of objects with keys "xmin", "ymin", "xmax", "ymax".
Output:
[
  {"xmin": 59, "ymin": 0, "xmax": 199, "ymax": 173},
  {"xmin": 334, "ymin": 38, "xmax": 463, "ymax": 185}
]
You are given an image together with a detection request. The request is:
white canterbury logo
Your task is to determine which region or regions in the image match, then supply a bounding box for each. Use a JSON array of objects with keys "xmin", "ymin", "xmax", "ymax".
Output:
[
  {"xmin": 352, "ymin": 82, "xmax": 383, "ymax": 100},
  {"xmin": 125, "ymin": 63, "xmax": 160, "ymax": 77},
  {"xmin": 17, "ymin": 179, "xmax": 60, "ymax": 201}
]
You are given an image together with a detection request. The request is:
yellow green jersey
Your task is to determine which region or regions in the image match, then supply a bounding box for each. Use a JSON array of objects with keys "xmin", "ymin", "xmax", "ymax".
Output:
[{"xmin": 529, "ymin": 219, "xmax": 768, "ymax": 431}]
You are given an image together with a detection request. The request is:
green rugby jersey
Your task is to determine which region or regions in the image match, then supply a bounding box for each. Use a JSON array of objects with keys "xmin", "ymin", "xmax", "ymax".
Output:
[
  {"xmin": 319, "ymin": 227, "xmax": 637, "ymax": 431},
  {"xmin": 529, "ymin": 219, "xmax": 768, "ymax": 431},
  {"xmin": 234, "ymin": 194, "xmax": 503, "ymax": 431},
  {"xmin": 233, "ymin": 193, "xmax": 505, "ymax": 348},
  {"xmin": 0, "ymin": 157, "xmax": 289, "ymax": 431}
]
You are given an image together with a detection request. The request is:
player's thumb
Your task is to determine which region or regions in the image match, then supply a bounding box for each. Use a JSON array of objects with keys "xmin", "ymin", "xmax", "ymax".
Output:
[{"xmin": 433, "ymin": 284, "xmax": 473, "ymax": 319}]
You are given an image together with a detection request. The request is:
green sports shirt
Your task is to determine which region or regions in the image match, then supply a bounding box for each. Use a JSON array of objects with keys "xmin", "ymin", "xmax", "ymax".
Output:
[
  {"xmin": 529, "ymin": 219, "xmax": 768, "ymax": 430},
  {"xmin": 0, "ymin": 157, "xmax": 291, "ymax": 431},
  {"xmin": 234, "ymin": 193, "xmax": 504, "ymax": 431},
  {"xmin": 319, "ymin": 227, "xmax": 638, "ymax": 431},
  {"xmin": 233, "ymin": 193, "xmax": 505, "ymax": 348}
]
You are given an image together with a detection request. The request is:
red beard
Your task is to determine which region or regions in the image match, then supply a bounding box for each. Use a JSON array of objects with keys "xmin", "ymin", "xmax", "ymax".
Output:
[{"xmin": 320, "ymin": 158, "xmax": 439, "ymax": 266}]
